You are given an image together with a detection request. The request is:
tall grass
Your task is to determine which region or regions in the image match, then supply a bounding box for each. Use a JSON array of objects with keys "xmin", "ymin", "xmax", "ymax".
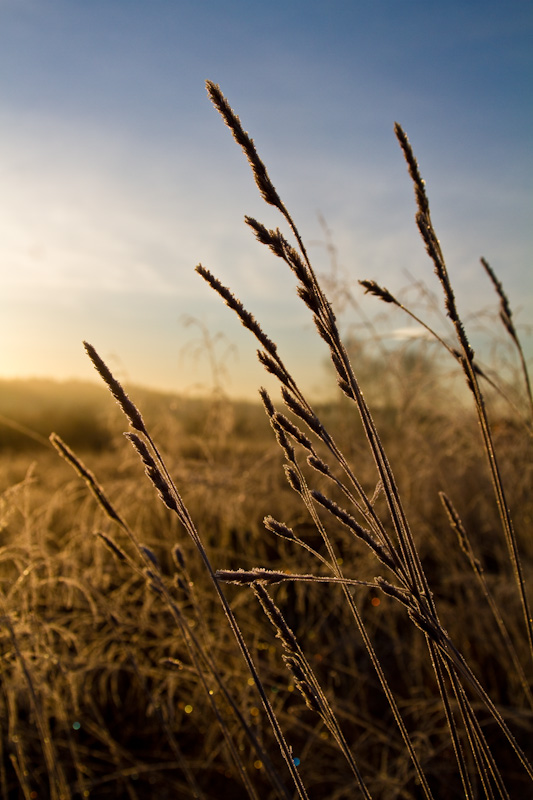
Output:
[{"xmin": 0, "ymin": 82, "xmax": 531, "ymax": 798}]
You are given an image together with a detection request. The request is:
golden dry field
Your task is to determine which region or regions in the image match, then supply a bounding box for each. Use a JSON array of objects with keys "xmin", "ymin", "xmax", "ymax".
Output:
[{"xmin": 0, "ymin": 83, "xmax": 532, "ymax": 799}]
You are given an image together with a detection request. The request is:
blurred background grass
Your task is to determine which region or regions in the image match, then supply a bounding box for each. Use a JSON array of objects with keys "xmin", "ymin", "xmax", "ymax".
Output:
[{"xmin": 0, "ymin": 328, "xmax": 531, "ymax": 797}]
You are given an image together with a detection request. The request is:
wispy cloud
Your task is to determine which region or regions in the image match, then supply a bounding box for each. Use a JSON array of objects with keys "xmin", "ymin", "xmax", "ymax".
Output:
[{"xmin": 389, "ymin": 327, "xmax": 434, "ymax": 342}]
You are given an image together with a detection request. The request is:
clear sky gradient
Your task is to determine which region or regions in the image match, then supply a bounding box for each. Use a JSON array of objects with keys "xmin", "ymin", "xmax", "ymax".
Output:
[{"xmin": 1, "ymin": 0, "xmax": 531, "ymax": 399}]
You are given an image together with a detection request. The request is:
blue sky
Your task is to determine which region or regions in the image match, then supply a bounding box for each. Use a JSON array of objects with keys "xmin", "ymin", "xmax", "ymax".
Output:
[{"xmin": 0, "ymin": 0, "xmax": 531, "ymax": 398}]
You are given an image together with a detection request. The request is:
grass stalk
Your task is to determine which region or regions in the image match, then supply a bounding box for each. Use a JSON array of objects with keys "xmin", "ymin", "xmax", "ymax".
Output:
[
  {"xmin": 201, "ymin": 81, "xmax": 532, "ymax": 795},
  {"xmin": 394, "ymin": 123, "xmax": 533, "ymax": 667}
]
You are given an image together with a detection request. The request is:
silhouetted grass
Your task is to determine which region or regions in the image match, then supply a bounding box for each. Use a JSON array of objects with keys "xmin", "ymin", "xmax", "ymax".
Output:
[{"xmin": 0, "ymin": 83, "xmax": 531, "ymax": 799}]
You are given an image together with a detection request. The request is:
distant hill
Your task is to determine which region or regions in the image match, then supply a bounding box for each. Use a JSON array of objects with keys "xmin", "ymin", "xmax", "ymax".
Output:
[{"xmin": 0, "ymin": 378, "xmax": 267, "ymax": 452}]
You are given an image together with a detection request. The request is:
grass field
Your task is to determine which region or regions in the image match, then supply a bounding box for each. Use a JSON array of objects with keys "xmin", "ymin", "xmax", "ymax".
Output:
[{"xmin": 0, "ymin": 82, "xmax": 532, "ymax": 799}]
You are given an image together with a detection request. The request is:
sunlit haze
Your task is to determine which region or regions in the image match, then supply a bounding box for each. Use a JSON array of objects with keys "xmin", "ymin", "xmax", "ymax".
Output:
[{"xmin": 1, "ymin": 1, "xmax": 531, "ymax": 399}]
